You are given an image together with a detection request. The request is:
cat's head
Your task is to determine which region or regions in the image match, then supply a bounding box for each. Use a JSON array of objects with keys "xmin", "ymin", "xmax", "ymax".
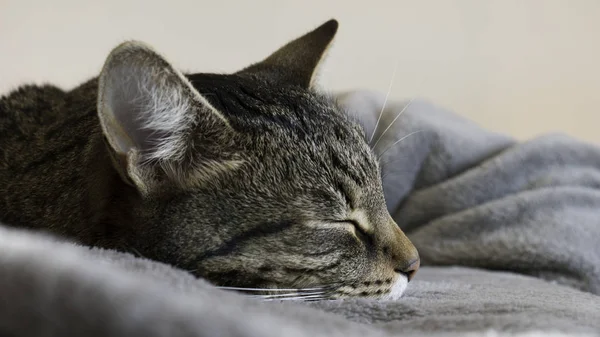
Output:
[{"xmin": 97, "ymin": 20, "xmax": 419, "ymax": 299}]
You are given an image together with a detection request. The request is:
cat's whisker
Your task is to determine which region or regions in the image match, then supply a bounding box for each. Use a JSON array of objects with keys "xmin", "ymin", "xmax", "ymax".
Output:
[
  {"xmin": 262, "ymin": 294, "xmax": 328, "ymax": 302},
  {"xmin": 217, "ymin": 285, "xmax": 336, "ymax": 302},
  {"xmin": 216, "ymin": 286, "xmax": 324, "ymax": 292},
  {"xmin": 376, "ymin": 130, "xmax": 424, "ymax": 161},
  {"xmin": 369, "ymin": 59, "xmax": 400, "ymax": 144},
  {"xmin": 372, "ymin": 98, "xmax": 415, "ymax": 151},
  {"xmin": 250, "ymin": 291, "xmax": 326, "ymax": 299}
]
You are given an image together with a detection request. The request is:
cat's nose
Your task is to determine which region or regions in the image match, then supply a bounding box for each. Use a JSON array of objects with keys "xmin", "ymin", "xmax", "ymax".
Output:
[
  {"xmin": 387, "ymin": 220, "xmax": 420, "ymax": 282},
  {"xmin": 396, "ymin": 258, "xmax": 420, "ymax": 282}
]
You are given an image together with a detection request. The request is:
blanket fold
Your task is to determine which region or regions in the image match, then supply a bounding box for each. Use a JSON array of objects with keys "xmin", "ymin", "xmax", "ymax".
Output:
[
  {"xmin": 1, "ymin": 90, "xmax": 599, "ymax": 336},
  {"xmin": 338, "ymin": 91, "xmax": 600, "ymax": 295}
]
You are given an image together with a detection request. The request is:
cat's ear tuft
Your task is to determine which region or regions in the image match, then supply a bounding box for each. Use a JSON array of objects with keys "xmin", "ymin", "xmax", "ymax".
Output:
[
  {"xmin": 238, "ymin": 19, "xmax": 338, "ymax": 88},
  {"xmin": 97, "ymin": 41, "xmax": 233, "ymax": 193}
]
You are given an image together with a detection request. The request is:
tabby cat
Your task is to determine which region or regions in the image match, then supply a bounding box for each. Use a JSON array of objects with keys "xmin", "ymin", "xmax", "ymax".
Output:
[{"xmin": 0, "ymin": 20, "xmax": 419, "ymax": 299}]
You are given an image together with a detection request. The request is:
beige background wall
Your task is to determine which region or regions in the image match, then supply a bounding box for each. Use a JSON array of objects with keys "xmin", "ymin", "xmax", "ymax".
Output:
[{"xmin": 2, "ymin": 0, "xmax": 599, "ymax": 142}]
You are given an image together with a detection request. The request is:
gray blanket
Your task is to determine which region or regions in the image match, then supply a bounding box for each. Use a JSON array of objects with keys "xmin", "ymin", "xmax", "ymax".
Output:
[{"xmin": 1, "ymin": 90, "xmax": 599, "ymax": 336}]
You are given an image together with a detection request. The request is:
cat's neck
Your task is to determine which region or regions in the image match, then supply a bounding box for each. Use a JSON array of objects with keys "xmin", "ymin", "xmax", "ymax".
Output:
[{"xmin": 80, "ymin": 135, "xmax": 142, "ymax": 248}]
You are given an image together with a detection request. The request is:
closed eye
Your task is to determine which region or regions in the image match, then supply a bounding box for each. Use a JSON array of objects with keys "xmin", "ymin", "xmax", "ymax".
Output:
[{"xmin": 331, "ymin": 220, "xmax": 371, "ymax": 244}]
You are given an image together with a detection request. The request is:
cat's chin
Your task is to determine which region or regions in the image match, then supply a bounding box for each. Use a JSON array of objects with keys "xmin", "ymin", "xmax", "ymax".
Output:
[{"xmin": 381, "ymin": 274, "xmax": 409, "ymax": 300}]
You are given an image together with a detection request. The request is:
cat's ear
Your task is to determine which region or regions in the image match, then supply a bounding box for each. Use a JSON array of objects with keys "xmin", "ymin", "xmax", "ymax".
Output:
[
  {"xmin": 97, "ymin": 41, "xmax": 234, "ymax": 194},
  {"xmin": 238, "ymin": 19, "xmax": 338, "ymax": 88}
]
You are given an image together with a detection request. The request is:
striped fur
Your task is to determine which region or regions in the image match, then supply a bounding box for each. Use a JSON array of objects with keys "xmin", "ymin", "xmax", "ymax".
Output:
[{"xmin": 0, "ymin": 20, "xmax": 419, "ymax": 298}]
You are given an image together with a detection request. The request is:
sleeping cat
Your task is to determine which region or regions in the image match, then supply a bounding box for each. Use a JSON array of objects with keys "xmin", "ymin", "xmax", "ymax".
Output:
[{"xmin": 0, "ymin": 19, "xmax": 419, "ymax": 299}]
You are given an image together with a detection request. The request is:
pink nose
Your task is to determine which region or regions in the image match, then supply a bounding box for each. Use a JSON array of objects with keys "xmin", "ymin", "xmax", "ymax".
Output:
[{"xmin": 396, "ymin": 258, "xmax": 420, "ymax": 282}]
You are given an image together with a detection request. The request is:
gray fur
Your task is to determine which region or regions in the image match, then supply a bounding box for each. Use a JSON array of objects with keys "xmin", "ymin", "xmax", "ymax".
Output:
[{"xmin": 0, "ymin": 20, "xmax": 418, "ymax": 297}]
